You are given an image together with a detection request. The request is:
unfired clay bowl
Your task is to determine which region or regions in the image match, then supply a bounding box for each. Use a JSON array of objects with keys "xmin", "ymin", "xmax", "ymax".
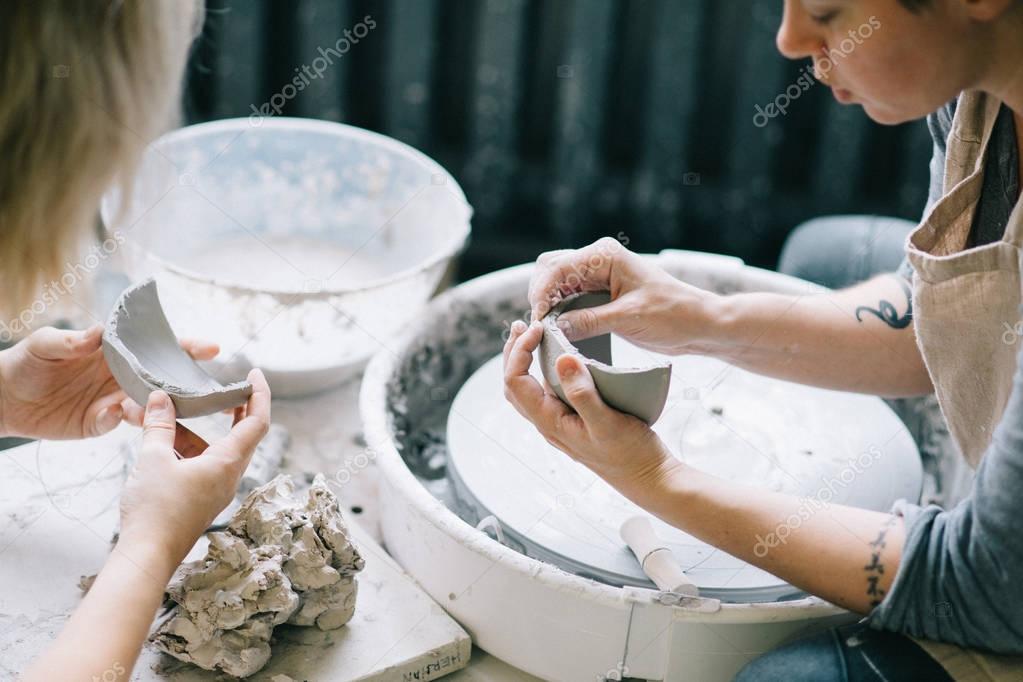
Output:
[
  {"xmin": 103, "ymin": 279, "xmax": 252, "ymax": 418},
  {"xmin": 538, "ymin": 292, "xmax": 671, "ymax": 424}
]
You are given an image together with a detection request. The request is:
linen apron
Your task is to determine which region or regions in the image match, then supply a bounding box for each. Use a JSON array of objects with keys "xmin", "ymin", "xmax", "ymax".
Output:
[{"xmin": 902, "ymin": 90, "xmax": 1023, "ymax": 681}]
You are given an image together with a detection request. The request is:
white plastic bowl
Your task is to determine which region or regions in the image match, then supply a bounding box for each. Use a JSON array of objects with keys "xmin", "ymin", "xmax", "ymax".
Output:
[
  {"xmin": 101, "ymin": 118, "xmax": 471, "ymax": 397},
  {"xmin": 360, "ymin": 252, "xmax": 921, "ymax": 681}
]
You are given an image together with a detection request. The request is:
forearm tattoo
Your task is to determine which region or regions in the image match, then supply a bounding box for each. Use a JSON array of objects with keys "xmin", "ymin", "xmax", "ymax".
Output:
[
  {"xmin": 855, "ymin": 277, "xmax": 913, "ymax": 329},
  {"xmin": 865, "ymin": 516, "xmax": 897, "ymax": 608}
]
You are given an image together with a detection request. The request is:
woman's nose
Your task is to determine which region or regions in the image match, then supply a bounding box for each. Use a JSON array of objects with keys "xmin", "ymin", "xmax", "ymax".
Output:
[{"xmin": 776, "ymin": 1, "xmax": 820, "ymax": 60}]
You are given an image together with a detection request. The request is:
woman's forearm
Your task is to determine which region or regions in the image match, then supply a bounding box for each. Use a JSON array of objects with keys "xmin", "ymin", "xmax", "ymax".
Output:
[
  {"xmin": 22, "ymin": 539, "xmax": 179, "ymax": 681},
  {"xmin": 620, "ymin": 460, "xmax": 905, "ymax": 614},
  {"xmin": 701, "ymin": 274, "xmax": 932, "ymax": 397},
  {"xmin": 503, "ymin": 318, "xmax": 909, "ymax": 614}
]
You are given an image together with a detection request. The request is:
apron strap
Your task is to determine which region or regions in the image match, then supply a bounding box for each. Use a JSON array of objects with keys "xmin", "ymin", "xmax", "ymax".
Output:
[{"xmin": 943, "ymin": 91, "xmax": 1003, "ymax": 192}]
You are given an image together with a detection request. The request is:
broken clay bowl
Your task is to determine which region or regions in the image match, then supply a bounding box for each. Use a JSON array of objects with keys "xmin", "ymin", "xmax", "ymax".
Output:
[
  {"xmin": 538, "ymin": 292, "xmax": 672, "ymax": 425},
  {"xmin": 103, "ymin": 278, "xmax": 252, "ymax": 418}
]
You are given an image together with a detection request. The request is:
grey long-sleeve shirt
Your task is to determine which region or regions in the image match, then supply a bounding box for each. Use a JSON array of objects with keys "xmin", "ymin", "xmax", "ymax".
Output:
[{"xmin": 872, "ymin": 100, "xmax": 1023, "ymax": 652}]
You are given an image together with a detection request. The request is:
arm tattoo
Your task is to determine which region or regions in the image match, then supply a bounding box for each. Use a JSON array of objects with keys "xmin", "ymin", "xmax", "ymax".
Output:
[
  {"xmin": 855, "ymin": 277, "xmax": 913, "ymax": 329},
  {"xmin": 864, "ymin": 516, "xmax": 897, "ymax": 608}
]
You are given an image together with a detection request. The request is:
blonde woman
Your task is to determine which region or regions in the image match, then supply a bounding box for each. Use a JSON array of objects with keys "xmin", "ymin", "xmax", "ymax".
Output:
[
  {"xmin": 505, "ymin": 0, "xmax": 1023, "ymax": 680},
  {"xmin": 0, "ymin": 3, "xmax": 270, "ymax": 680}
]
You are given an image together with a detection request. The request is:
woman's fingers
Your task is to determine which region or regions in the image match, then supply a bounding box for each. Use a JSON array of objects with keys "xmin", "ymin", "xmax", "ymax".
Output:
[
  {"xmin": 124, "ymin": 367, "xmax": 263, "ymax": 463},
  {"xmin": 535, "ymin": 248, "xmax": 572, "ymax": 265},
  {"xmin": 173, "ymin": 423, "xmax": 209, "ymax": 459},
  {"xmin": 140, "ymin": 391, "xmax": 178, "ymax": 460},
  {"xmin": 25, "ymin": 325, "xmax": 102, "ymax": 361},
  {"xmin": 245, "ymin": 367, "xmax": 270, "ymax": 421},
  {"xmin": 503, "ymin": 320, "xmax": 527, "ymax": 367},
  {"xmin": 206, "ymin": 369, "xmax": 270, "ymax": 468},
  {"xmin": 502, "ymin": 322, "xmax": 571, "ymax": 428},
  {"xmin": 554, "ymin": 354, "xmax": 613, "ymax": 428},
  {"xmin": 503, "ymin": 322, "xmax": 544, "ymax": 410},
  {"xmin": 528, "ymin": 238, "xmax": 625, "ymax": 321},
  {"xmin": 178, "ymin": 338, "xmax": 219, "ymax": 362},
  {"xmin": 120, "ymin": 398, "xmax": 145, "ymax": 427},
  {"xmin": 85, "ymin": 389, "xmax": 127, "ymax": 436},
  {"xmin": 556, "ymin": 296, "xmax": 630, "ymax": 342}
]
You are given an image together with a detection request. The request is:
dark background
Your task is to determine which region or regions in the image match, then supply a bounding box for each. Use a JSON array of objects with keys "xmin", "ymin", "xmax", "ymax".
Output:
[{"xmin": 184, "ymin": 0, "xmax": 933, "ymax": 279}]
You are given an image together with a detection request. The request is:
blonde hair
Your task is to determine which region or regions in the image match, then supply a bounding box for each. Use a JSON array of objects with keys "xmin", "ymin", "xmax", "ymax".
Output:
[{"xmin": 0, "ymin": 1, "xmax": 202, "ymax": 315}]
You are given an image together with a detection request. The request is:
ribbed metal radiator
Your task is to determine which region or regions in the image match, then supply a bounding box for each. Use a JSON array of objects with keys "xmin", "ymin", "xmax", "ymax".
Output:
[{"xmin": 185, "ymin": 0, "xmax": 932, "ymax": 276}]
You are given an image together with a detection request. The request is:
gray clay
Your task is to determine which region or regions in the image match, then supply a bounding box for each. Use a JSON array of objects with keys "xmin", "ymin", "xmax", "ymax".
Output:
[
  {"xmin": 102, "ymin": 278, "xmax": 252, "ymax": 418},
  {"xmin": 151, "ymin": 474, "xmax": 365, "ymax": 678},
  {"xmin": 539, "ymin": 292, "xmax": 672, "ymax": 425}
]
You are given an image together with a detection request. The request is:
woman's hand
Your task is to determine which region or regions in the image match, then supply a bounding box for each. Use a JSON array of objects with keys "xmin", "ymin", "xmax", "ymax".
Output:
[
  {"xmin": 0, "ymin": 325, "xmax": 217, "ymax": 440},
  {"xmin": 502, "ymin": 320, "xmax": 683, "ymax": 492},
  {"xmin": 118, "ymin": 368, "xmax": 271, "ymax": 563},
  {"xmin": 528, "ymin": 237, "xmax": 721, "ymax": 356},
  {"xmin": 502, "ymin": 321, "xmax": 911, "ymax": 620},
  {"xmin": 22, "ymin": 370, "xmax": 271, "ymax": 682}
]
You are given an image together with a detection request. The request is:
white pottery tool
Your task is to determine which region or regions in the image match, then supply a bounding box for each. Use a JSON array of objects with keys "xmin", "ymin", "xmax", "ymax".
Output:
[{"xmin": 620, "ymin": 515, "xmax": 699, "ymax": 596}]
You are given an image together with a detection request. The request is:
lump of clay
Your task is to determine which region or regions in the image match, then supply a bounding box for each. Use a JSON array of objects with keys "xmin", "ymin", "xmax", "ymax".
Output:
[
  {"xmin": 539, "ymin": 292, "xmax": 672, "ymax": 425},
  {"xmin": 103, "ymin": 278, "xmax": 252, "ymax": 418},
  {"xmin": 151, "ymin": 474, "xmax": 364, "ymax": 678}
]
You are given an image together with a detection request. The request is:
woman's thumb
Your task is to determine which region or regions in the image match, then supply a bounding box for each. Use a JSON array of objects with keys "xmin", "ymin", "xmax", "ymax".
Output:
[
  {"xmin": 141, "ymin": 390, "xmax": 177, "ymax": 454},
  {"xmin": 555, "ymin": 354, "xmax": 609, "ymax": 424}
]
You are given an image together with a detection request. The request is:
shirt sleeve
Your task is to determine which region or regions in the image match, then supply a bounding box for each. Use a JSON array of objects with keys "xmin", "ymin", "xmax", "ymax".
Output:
[
  {"xmin": 896, "ymin": 99, "xmax": 956, "ymax": 281},
  {"xmin": 868, "ymin": 322, "xmax": 1023, "ymax": 653}
]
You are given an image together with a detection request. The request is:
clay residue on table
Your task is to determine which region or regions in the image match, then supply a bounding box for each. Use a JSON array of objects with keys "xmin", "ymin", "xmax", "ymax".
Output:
[{"xmin": 151, "ymin": 474, "xmax": 364, "ymax": 678}]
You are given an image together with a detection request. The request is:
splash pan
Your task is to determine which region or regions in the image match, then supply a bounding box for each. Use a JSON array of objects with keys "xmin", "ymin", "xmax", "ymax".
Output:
[{"xmin": 360, "ymin": 250, "xmax": 924, "ymax": 681}]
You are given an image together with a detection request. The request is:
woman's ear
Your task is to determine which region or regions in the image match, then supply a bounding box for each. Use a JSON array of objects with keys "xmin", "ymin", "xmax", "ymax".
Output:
[{"xmin": 962, "ymin": 0, "xmax": 1019, "ymax": 22}]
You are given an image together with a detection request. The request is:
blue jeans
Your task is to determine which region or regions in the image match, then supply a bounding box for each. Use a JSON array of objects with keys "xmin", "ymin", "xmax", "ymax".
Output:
[
  {"xmin": 777, "ymin": 215, "xmax": 914, "ymax": 289},
  {"xmin": 735, "ymin": 216, "xmax": 952, "ymax": 682},
  {"xmin": 734, "ymin": 622, "xmax": 953, "ymax": 682}
]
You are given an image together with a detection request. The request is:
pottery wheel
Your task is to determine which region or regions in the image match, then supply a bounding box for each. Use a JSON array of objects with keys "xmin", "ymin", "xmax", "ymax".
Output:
[{"xmin": 446, "ymin": 336, "xmax": 922, "ymax": 603}]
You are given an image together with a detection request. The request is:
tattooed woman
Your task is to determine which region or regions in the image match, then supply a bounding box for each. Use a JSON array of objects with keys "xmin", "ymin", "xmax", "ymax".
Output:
[{"xmin": 504, "ymin": 1, "xmax": 1023, "ymax": 680}]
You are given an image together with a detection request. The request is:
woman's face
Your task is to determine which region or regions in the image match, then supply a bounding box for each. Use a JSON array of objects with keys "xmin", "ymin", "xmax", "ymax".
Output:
[{"xmin": 777, "ymin": 0, "xmax": 981, "ymax": 124}]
